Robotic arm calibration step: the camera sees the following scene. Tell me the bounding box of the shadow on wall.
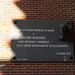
[15,0,51,20]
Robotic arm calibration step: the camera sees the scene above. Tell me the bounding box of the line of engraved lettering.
[37,41,49,43]
[20,29,54,32]
[22,36,46,39]
[32,44,46,47]
[57,52,71,55]
[18,41,35,43]
[32,36,46,39]
[49,45,68,47]
[16,44,68,48]
[22,36,31,39]
[17,44,31,47]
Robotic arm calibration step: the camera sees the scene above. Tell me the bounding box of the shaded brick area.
[0,62,75,75]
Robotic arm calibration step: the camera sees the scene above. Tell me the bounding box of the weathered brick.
[0,0,75,75]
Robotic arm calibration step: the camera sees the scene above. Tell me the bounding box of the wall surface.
[0,0,75,75]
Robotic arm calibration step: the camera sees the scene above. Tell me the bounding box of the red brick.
[0,0,75,75]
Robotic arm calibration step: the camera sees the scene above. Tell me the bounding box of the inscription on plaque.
[11,20,74,61]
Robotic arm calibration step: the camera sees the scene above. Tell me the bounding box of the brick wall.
[0,0,75,75]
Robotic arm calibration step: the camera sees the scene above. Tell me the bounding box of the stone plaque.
[11,20,74,61]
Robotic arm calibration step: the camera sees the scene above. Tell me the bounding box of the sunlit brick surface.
[0,0,25,60]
